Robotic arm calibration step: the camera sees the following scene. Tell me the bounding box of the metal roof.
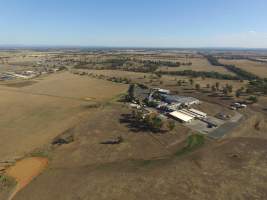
[189,108,207,117]
[169,111,194,122]
[162,95,199,105]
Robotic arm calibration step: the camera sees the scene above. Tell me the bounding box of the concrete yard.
[185,117,225,134]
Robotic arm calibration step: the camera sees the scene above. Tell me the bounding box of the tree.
[222,87,229,96]
[215,82,220,90]
[195,83,200,91]
[144,113,163,131]
[211,85,217,92]
[247,96,258,104]
[126,84,135,102]
[235,90,241,98]
[189,79,194,86]
[226,84,233,94]
[132,109,143,122]
[156,73,162,78]
[151,116,163,130]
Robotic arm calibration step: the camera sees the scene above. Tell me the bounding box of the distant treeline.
[221,56,267,64]
[74,57,192,73]
[156,70,240,80]
[247,58,267,64]
[75,57,192,72]
[204,55,259,80]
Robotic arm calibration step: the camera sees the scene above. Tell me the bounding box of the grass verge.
[0,175,16,189]
[29,149,51,159]
[175,134,205,157]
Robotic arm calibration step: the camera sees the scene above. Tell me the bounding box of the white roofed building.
[169,111,194,123]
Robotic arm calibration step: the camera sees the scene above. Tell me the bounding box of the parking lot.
[185,116,225,134]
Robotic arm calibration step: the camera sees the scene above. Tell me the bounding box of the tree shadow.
[119,113,166,134]
[201,90,211,94]
[183,88,194,91]
[183,91,193,94]
[220,96,234,100]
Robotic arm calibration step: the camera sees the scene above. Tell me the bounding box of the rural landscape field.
[1,0,267,199]
[0,48,266,200]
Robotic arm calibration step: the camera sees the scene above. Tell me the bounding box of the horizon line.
[1,44,267,50]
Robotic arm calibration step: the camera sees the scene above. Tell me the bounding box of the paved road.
[208,111,244,139]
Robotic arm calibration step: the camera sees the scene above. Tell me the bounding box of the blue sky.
[0,0,267,47]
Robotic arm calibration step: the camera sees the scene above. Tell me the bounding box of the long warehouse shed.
[169,111,194,123]
[189,108,207,118]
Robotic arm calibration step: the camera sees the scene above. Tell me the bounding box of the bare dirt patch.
[6,157,48,200]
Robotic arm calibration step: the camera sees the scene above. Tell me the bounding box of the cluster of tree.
[144,112,164,131]
[136,83,149,89]
[195,83,201,91]
[222,84,233,96]
[177,79,189,86]
[107,76,131,84]
[247,58,267,64]
[248,79,267,94]
[140,59,182,67]
[57,66,68,71]
[204,55,259,80]
[74,57,188,73]
[247,96,258,103]
[211,82,221,92]
[83,72,132,85]
[125,84,135,102]
[101,58,130,67]
[132,110,175,132]
[222,56,267,64]
[157,70,239,80]
[235,87,245,98]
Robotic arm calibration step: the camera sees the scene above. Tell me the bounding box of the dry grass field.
[158,57,235,75]
[0,72,127,161]
[0,50,267,200]
[219,59,267,78]
[12,119,267,200]
[87,69,246,92]
[6,90,267,200]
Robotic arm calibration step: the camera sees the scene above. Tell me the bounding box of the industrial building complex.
[132,86,210,126]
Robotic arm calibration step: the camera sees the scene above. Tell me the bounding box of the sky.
[0,0,267,48]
